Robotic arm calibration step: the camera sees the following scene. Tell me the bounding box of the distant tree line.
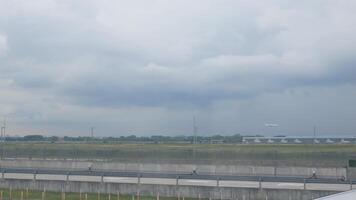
[3,134,243,143]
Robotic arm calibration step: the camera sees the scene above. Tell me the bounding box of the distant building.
[209,139,225,144]
[242,136,356,144]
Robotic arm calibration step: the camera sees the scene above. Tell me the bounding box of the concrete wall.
[0,159,347,178]
[0,179,338,200]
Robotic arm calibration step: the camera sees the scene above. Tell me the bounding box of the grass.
[1,143,356,167]
[0,188,199,200]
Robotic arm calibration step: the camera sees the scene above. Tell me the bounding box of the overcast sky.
[1,0,356,137]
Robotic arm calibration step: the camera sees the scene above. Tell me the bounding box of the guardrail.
[0,167,352,185]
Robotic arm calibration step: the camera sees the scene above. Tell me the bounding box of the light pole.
[192,116,198,160]
[313,125,317,144]
[90,127,95,139]
[193,116,197,145]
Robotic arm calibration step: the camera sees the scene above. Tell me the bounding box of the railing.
[0,167,353,185]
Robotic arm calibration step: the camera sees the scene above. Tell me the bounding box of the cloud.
[0,0,356,135]
[1,0,356,106]
[0,34,8,56]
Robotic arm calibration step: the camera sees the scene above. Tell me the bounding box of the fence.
[0,188,205,200]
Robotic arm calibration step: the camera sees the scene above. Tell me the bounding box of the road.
[0,167,354,192]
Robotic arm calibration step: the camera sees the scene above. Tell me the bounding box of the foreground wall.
[0,159,347,179]
[0,179,337,200]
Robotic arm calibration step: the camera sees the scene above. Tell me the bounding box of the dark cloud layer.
[0,0,356,136]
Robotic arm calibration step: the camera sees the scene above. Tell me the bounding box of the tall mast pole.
[193,116,197,145]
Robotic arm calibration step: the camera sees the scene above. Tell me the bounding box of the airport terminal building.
[242,136,356,144]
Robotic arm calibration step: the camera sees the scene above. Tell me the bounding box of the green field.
[1,143,355,167]
[0,188,198,200]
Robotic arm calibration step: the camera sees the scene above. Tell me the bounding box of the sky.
[0,0,356,137]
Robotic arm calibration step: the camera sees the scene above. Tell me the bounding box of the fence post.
[10,187,12,200]
[350,179,353,190]
[80,190,82,200]
[21,191,24,200]
[259,177,262,190]
[157,192,159,200]
[137,173,141,198]
[85,193,88,200]
[26,188,29,200]
[109,193,111,200]
[117,192,120,200]
[0,190,3,200]
[97,191,100,200]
